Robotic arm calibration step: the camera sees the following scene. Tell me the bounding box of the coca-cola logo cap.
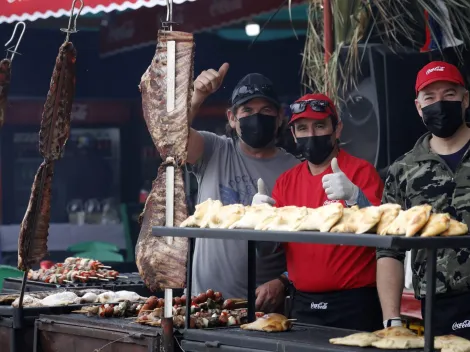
[415,61,465,94]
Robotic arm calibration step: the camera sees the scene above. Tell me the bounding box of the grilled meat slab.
[139,30,194,165]
[136,30,194,291]
[0,59,11,127]
[136,164,188,290]
[18,161,54,271]
[39,42,76,161]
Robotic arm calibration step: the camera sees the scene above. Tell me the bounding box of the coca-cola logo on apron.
[453,320,470,331]
[310,302,328,310]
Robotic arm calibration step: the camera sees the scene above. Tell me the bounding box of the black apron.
[291,287,383,331]
[421,291,470,339]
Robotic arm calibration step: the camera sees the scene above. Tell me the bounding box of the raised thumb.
[331,157,341,173]
[257,178,267,195]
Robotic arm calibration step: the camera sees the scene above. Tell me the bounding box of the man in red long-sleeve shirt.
[253,93,384,331]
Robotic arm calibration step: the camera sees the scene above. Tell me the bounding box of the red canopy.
[0,0,194,24]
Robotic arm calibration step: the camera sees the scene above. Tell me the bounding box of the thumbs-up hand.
[321,157,359,204]
[252,178,276,206]
[192,63,229,105]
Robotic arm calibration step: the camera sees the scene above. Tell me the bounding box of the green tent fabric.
[0,265,23,291]
[68,241,119,253]
[75,250,124,263]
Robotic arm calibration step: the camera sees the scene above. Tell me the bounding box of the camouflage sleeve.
[376,163,406,262]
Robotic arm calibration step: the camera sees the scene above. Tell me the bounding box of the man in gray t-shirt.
[185,63,299,312]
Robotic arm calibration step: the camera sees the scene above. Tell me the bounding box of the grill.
[0,300,92,352]
[35,314,184,352]
[1,273,173,297]
[182,324,424,352]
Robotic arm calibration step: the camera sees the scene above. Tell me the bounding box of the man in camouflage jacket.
[376,61,470,338]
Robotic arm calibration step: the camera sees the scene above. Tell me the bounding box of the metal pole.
[247,240,256,322]
[184,237,194,329]
[161,317,174,351]
[424,248,437,352]
[323,0,333,63]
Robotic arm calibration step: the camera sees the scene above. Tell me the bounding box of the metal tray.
[153,226,470,249]
[182,324,424,352]
[0,304,88,328]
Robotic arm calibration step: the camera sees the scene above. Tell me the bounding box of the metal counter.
[153,226,470,352]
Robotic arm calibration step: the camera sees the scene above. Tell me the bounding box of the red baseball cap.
[415,61,465,94]
[289,93,339,125]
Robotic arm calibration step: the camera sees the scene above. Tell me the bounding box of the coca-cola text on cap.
[415,61,465,94]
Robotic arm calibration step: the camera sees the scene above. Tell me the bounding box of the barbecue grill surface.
[183,324,424,352]
[2,273,174,297]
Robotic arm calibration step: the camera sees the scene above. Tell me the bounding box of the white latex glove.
[383,317,403,328]
[251,178,275,206]
[321,157,359,205]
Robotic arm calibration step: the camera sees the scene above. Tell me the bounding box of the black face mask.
[296,134,335,165]
[238,113,277,149]
[422,100,464,138]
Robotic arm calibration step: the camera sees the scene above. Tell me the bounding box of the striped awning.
[0,0,195,24]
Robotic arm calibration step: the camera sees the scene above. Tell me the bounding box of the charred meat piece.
[18,161,54,271]
[0,59,11,127]
[39,42,76,161]
[139,30,194,165]
[137,31,194,291]
[136,165,188,290]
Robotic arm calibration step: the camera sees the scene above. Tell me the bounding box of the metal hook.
[4,22,26,62]
[162,0,174,31]
[60,0,84,42]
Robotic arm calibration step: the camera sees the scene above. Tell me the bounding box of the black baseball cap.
[230,73,280,108]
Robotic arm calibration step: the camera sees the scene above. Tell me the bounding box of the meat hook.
[163,0,175,31]
[4,21,26,62]
[60,0,85,42]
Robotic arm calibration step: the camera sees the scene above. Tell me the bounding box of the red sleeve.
[271,176,285,208]
[351,163,384,206]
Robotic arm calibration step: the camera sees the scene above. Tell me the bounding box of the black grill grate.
[2,274,184,298]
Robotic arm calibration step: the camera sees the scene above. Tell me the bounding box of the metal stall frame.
[153,226,470,352]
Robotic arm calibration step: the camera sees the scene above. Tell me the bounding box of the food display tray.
[181,324,423,352]
[152,227,470,249]
[34,314,183,352]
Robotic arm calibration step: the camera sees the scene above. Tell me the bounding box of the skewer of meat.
[63,257,111,269]
[0,22,26,128]
[28,268,106,283]
[136,29,194,291]
[62,258,105,270]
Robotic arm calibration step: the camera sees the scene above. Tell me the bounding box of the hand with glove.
[251,178,275,206]
[321,157,359,205]
[383,317,403,328]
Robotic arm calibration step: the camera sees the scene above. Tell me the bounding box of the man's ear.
[227,109,237,128]
[335,120,343,140]
[415,97,424,118]
[463,90,469,110]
